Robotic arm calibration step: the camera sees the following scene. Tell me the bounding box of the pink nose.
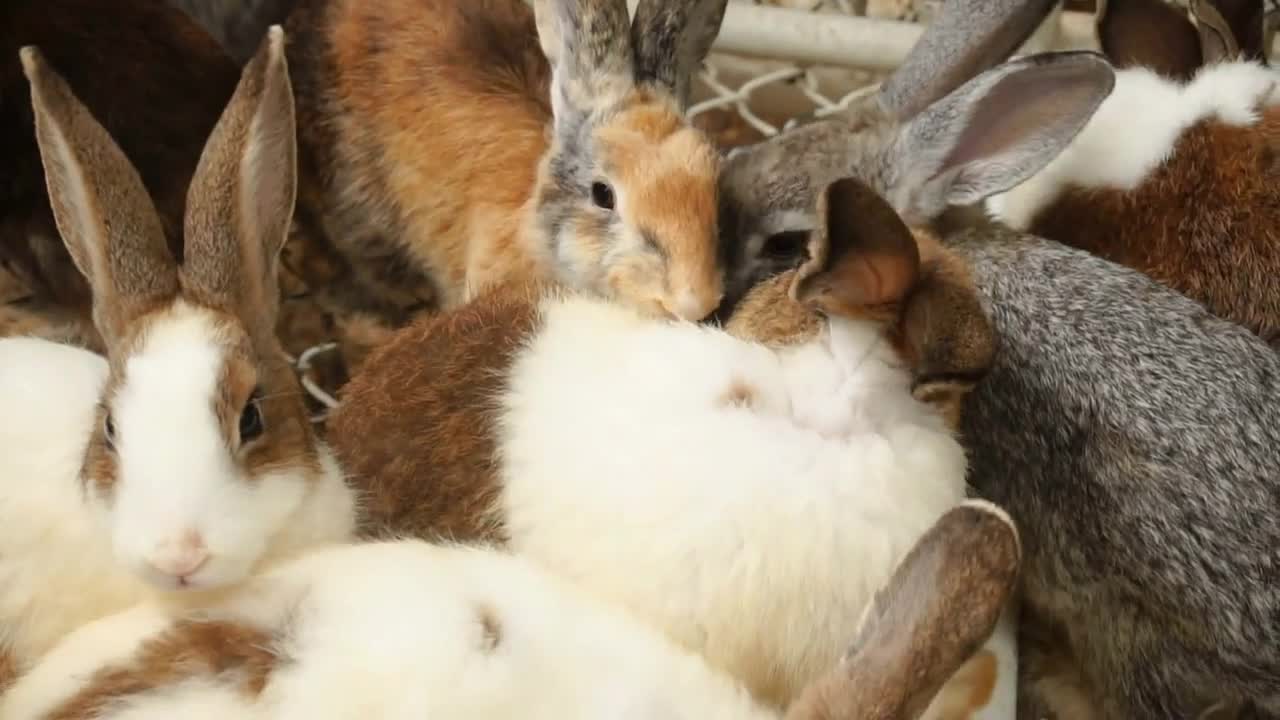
[663,288,722,322]
[148,531,210,579]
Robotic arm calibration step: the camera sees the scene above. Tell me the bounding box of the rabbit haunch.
[0,29,355,677]
[2,502,1021,720]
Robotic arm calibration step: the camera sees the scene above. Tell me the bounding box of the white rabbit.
[0,27,354,679]
[1,501,1021,720]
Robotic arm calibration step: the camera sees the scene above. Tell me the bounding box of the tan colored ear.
[789,177,920,318]
[181,25,296,341]
[21,45,179,347]
[783,500,1021,720]
[1097,0,1203,81]
[1191,0,1266,65]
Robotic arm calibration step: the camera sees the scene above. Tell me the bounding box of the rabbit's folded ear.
[630,0,729,109]
[181,25,296,340]
[884,51,1114,224]
[21,46,180,347]
[1190,0,1267,66]
[790,177,919,317]
[533,0,635,120]
[1096,0,1204,79]
[783,500,1021,720]
[878,0,1059,121]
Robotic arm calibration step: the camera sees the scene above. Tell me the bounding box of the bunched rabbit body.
[949,226,1280,718]
[0,29,355,679]
[986,0,1280,344]
[327,174,1009,714]
[1,502,1022,720]
[0,0,240,347]
[282,0,730,321]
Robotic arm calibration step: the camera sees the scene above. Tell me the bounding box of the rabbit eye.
[239,392,265,444]
[103,413,116,449]
[591,181,615,211]
[762,230,809,262]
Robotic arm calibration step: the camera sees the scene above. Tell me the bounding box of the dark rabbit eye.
[762,230,809,262]
[103,413,116,449]
[591,181,615,211]
[239,392,265,444]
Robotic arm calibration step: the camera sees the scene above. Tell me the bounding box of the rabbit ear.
[533,0,635,120]
[21,46,179,348]
[878,0,1059,121]
[630,0,729,109]
[1191,0,1267,65]
[790,177,919,316]
[883,51,1113,225]
[1096,0,1204,80]
[783,500,1021,720]
[180,25,296,341]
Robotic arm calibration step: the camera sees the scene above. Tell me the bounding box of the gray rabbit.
[716,0,1280,717]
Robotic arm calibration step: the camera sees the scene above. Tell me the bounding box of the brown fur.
[0,0,240,340]
[326,281,547,542]
[43,620,279,720]
[1028,108,1280,342]
[781,503,1021,720]
[1097,0,1268,81]
[284,0,723,320]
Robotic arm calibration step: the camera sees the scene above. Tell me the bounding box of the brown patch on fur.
[327,281,549,543]
[718,379,758,409]
[476,604,503,652]
[0,0,238,321]
[0,647,18,694]
[44,619,279,720]
[1029,109,1280,342]
[926,650,999,719]
[722,270,824,347]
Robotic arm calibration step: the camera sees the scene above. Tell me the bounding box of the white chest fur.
[497,296,970,704]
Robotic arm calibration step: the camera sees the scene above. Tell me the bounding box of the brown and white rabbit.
[0,500,1021,720]
[0,0,242,347]
[0,28,355,680]
[282,0,730,321]
[323,173,1014,716]
[985,0,1280,344]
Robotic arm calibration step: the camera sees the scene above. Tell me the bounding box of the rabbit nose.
[149,531,210,579]
[665,288,722,322]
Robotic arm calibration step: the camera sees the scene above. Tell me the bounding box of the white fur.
[0,303,355,673]
[496,294,970,704]
[987,61,1280,230]
[2,541,779,720]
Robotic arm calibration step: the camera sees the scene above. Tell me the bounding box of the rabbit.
[281,0,730,322]
[0,28,356,681]
[324,166,1019,719]
[165,0,300,63]
[984,0,1280,345]
[709,0,1280,715]
[0,499,1022,720]
[0,0,242,348]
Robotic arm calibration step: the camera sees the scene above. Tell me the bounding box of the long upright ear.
[630,0,729,109]
[884,51,1114,224]
[1097,0,1204,80]
[21,46,179,347]
[790,178,919,317]
[532,0,636,121]
[878,0,1059,121]
[1191,0,1268,65]
[181,25,296,341]
[782,500,1021,720]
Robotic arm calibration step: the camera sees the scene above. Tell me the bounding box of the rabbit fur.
[282,0,730,322]
[986,0,1280,344]
[0,0,240,346]
[0,29,355,679]
[713,0,1280,714]
[0,500,1022,720]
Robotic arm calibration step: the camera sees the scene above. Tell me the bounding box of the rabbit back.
[951,228,1280,717]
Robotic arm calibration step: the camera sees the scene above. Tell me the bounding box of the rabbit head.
[724,176,995,429]
[783,499,1022,720]
[529,0,728,321]
[1096,0,1268,81]
[21,27,350,594]
[716,0,1115,300]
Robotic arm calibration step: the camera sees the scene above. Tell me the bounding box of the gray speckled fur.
[952,225,1280,718]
